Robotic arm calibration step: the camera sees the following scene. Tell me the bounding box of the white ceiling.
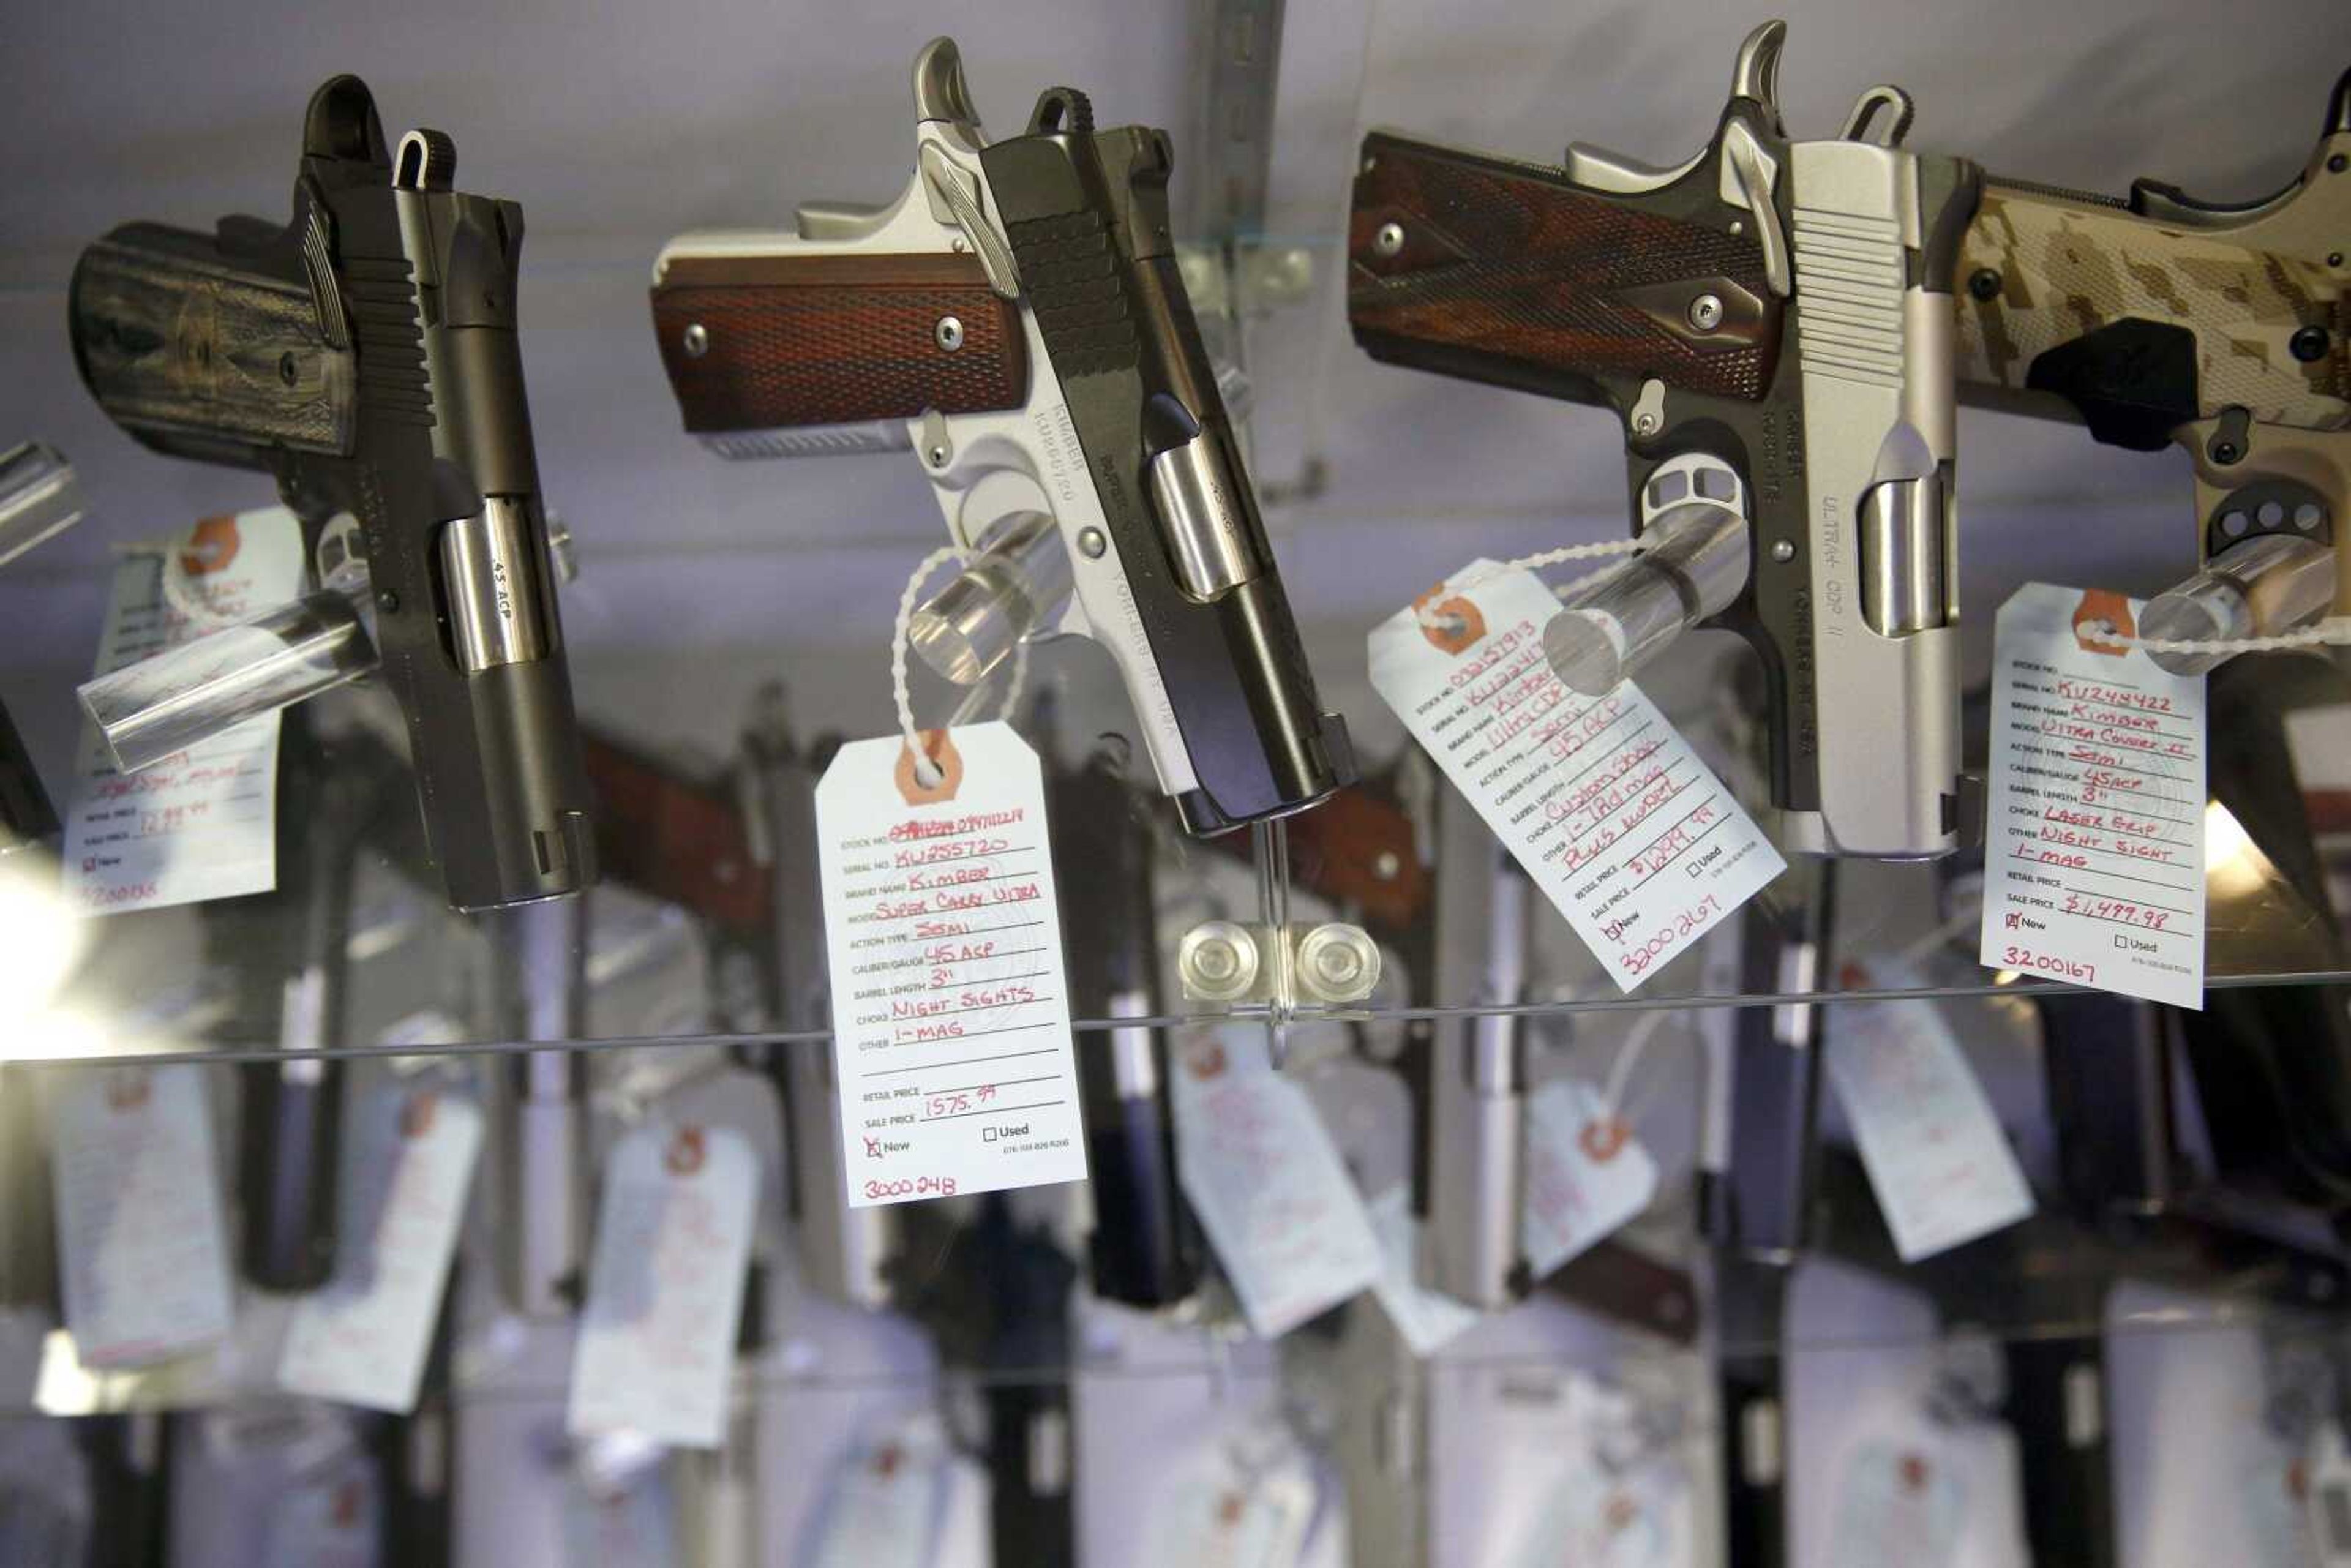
[2,0,2346,758]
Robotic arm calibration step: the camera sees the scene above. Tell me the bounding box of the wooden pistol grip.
[1349,132,1782,405]
[650,252,1027,433]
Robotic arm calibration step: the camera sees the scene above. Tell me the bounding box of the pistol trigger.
[1838,85,1914,148]
[919,143,1021,300]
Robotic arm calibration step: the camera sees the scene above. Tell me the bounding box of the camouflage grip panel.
[649,253,1027,433]
[70,222,354,460]
[1957,186,2350,434]
[1349,131,1783,405]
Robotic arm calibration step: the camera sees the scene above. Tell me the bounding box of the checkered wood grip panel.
[651,252,1027,433]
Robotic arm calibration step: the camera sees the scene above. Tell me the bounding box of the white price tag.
[279,1077,481,1412]
[805,1414,952,1568]
[62,508,304,915]
[1148,1452,1318,1568]
[1520,1080,1659,1278]
[1828,1438,1966,1568]
[1510,1466,1681,1568]
[568,1121,758,1450]
[1368,1185,1480,1357]
[1171,1029,1382,1338]
[260,1455,381,1568]
[814,723,1087,1206]
[1370,564,1782,989]
[1825,967,2032,1262]
[1978,583,2207,1008]
[49,1063,233,1367]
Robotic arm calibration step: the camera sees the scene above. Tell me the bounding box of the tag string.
[1599,1008,1668,1120]
[1412,538,1645,629]
[2080,614,2351,657]
[890,546,1029,787]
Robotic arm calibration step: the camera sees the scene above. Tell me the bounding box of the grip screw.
[277,352,299,386]
[935,315,965,353]
[2290,325,2330,362]
[682,323,709,358]
[1967,268,2003,302]
[2331,154,2349,174]
[377,590,400,613]
[1632,411,1661,436]
[1077,527,1108,559]
[2330,252,2346,268]
[1771,540,1796,563]
[1687,294,1724,331]
[1373,221,1405,258]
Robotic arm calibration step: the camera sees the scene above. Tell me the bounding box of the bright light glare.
[0,860,88,1045]
[2204,800,2268,900]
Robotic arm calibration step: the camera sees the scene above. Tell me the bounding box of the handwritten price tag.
[1370,564,1782,989]
[814,722,1087,1207]
[1171,1027,1383,1338]
[1827,1439,1966,1568]
[61,508,304,915]
[279,1075,481,1413]
[1520,1080,1659,1278]
[49,1063,233,1367]
[568,1121,758,1450]
[1977,583,2207,1008]
[1825,968,2032,1262]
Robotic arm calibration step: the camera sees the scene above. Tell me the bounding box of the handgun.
[0,441,85,853]
[1044,724,1204,1309]
[209,711,399,1292]
[1700,860,1834,1568]
[69,76,593,910]
[580,693,902,1312]
[649,36,1354,837]
[1954,67,2351,671]
[1348,20,1978,858]
[476,895,588,1319]
[888,1194,1079,1568]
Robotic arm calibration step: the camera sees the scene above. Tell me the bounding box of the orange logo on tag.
[895,730,964,805]
[2072,589,2135,657]
[1412,582,1485,655]
[665,1125,707,1176]
[1899,1452,1930,1492]
[1185,1043,1229,1081]
[178,516,241,578]
[1218,1491,1247,1527]
[1603,1491,1637,1532]
[103,1069,151,1114]
[1579,1118,1629,1163]
[331,1477,364,1529]
[873,1442,903,1479]
[400,1090,438,1139]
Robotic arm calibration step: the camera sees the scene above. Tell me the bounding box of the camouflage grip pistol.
[650,37,1354,836]
[1348,20,1981,859]
[69,77,594,910]
[1955,67,2351,672]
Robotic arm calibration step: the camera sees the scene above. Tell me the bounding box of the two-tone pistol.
[70,77,594,910]
[650,37,1354,836]
[1955,65,2351,672]
[1348,20,1979,858]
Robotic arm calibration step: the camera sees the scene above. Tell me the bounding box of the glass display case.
[2,0,2349,1564]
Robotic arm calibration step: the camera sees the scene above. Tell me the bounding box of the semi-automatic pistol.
[1955,66,2351,672]
[69,77,594,910]
[650,36,1354,836]
[1348,20,1979,858]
